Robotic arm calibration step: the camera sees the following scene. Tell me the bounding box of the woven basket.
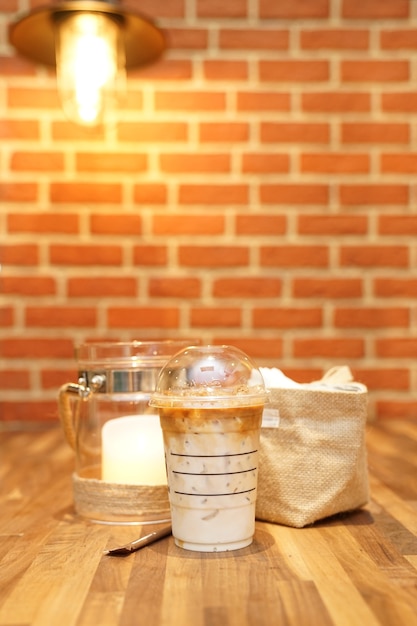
[256,367,369,528]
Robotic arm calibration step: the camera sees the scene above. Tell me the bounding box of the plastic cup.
[149,345,267,552]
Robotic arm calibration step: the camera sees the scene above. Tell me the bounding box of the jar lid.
[75,340,195,394]
[75,340,193,370]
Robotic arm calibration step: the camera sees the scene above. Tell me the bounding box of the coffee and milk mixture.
[159,405,263,551]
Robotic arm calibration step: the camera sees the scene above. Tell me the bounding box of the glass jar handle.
[58,383,84,450]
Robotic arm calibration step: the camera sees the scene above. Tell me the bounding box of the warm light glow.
[102,415,167,486]
[55,12,126,126]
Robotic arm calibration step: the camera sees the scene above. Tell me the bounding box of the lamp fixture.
[9,0,165,126]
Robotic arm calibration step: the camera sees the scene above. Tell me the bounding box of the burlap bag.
[256,367,369,528]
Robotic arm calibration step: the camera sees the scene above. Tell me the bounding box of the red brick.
[0,401,59,422]
[301,153,369,173]
[237,92,291,112]
[25,307,97,327]
[0,1,19,12]
[49,244,123,266]
[1,276,56,296]
[10,152,64,171]
[334,307,409,328]
[382,92,417,112]
[376,400,417,420]
[131,60,192,80]
[118,122,188,142]
[341,122,409,144]
[159,153,231,173]
[7,213,79,234]
[219,29,289,50]
[341,60,409,82]
[260,60,329,82]
[260,184,329,205]
[0,119,39,139]
[376,338,417,358]
[379,215,417,235]
[76,153,147,172]
[0,370,30,390]
[213,278,281,298]
[190,308,241,327]
[373,278,417,298]
[133,246,168,266]
[178,184,248,205]
[340,245,408,268]
[41,369,78,389]
[90,214,142,236]
[0,338,74,359]
[107,307,179,328]
[293,338,364,358]
[148,278,201,298]
[339,184,408,205]
[293,278,363,299]
[50,183,122,204]
[298,214,368,235]
[179,246,249,267]
[261,122,329,143]
[0,184,37,202]
[8,87,59,109]
[52,122,104,141]
[124,0,184,17]
[0,244,38,265]
[352,368,409,391]
[153,214,225,235]
[301,29,369,49]
[0,307,14,326]
[197,0,247,18]
[133,184,167,205]
[241,153,289,173]
[166,28,209,50]
[381,153,417,173]
[282,368,323,384]
[213,337,283,359]
[260,0,329,18]
[260,245,329,267]
[199,123,249,143]
[203,60,248,80]
[235,215,287,236]
[154,91,226,111]
[302,92,370,112]
[380,29,417,49]
[342,0,409,18]
[67,277,137,298]
[253,308,322,328]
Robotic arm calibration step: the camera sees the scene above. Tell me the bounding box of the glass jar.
[58,340,194,524]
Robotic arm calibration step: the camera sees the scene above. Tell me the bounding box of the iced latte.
[150,345,267,552]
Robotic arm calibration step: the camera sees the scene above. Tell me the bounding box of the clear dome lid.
[149,345,267,408]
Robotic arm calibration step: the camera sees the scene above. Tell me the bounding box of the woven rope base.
[72,473,171,525]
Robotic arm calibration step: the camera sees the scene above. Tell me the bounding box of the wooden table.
[1,420,417,626]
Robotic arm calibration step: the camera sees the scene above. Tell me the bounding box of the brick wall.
[1,0,417,422]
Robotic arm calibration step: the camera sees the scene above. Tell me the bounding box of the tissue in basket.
[255,366,369,528]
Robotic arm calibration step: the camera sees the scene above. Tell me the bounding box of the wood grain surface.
[0,420,416,626]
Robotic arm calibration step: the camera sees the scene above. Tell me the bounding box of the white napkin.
[260,366,365,393]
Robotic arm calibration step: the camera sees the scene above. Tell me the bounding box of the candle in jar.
[101,415,167,485]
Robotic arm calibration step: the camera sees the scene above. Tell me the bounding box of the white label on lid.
[261,408,280,429]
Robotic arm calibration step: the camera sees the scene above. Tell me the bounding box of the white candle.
[101,415,167,485]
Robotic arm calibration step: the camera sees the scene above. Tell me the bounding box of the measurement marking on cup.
[170,450,258,458]
[174,487,256,497]
[173,468,257,476]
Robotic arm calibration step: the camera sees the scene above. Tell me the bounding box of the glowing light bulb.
[55,12,126,126]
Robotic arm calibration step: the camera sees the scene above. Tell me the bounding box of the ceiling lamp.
[9,0,165,126]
